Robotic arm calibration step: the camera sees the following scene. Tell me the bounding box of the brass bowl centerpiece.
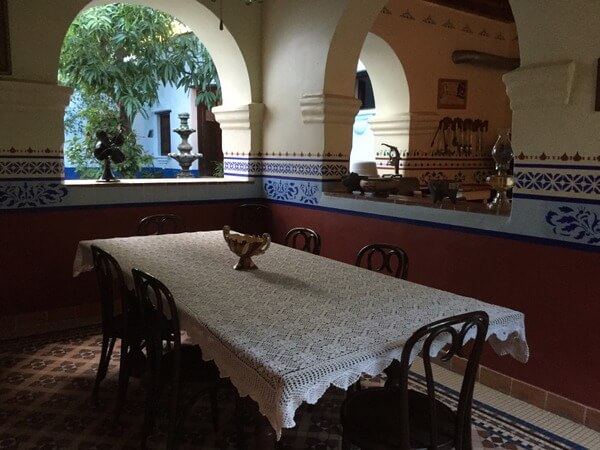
[223,225,271,270]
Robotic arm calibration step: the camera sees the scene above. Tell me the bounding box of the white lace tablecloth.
[73,230,529,438]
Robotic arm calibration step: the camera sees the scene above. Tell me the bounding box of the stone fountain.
[168,113,203,178]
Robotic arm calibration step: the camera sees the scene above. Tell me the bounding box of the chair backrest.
[355,243,409,279]
[132,268,181,384]
[396,311,489,450]
[91,245,130,334]
[137,214,186,236]
[232,203,272,236]
[285,227,321,255]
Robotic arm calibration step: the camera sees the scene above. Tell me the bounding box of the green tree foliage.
[64,92,153,179]
[59,4,221,178]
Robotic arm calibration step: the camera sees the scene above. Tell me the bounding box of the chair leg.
[341,431,353,450]
[142,377,162,449]
[93,335,116,397]
[235,395,247,450]
[167,382,181,450]
[210,388,219,431]
[115,338,130,419]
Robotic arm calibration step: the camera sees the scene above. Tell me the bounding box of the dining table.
[73,229,529,446]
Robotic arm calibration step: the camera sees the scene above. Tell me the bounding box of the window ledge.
[63,176,253,187]
[322,191,510,216]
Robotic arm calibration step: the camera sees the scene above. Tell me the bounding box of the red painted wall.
[2,200,598,410]
[0,202,242,315]
[267,202,600,410]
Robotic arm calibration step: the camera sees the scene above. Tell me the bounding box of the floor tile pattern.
[0,327,590,449]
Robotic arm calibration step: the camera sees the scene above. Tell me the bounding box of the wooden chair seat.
[159,344,220,385]
[133,269,222,449]
[354,243,410,391]
[341,311,489,450]
[357,372,388,389]
[342,388,456,449]
[91,246,145,416]
[109,311,142,339]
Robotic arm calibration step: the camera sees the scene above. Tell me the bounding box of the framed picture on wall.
[437,78,467,109]
[0,0,11,75]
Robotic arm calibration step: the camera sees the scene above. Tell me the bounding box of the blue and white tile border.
[0,147,64,180]
[514,161,600,202]
[0,148,69,208]
[2,147,597,249]
[224,156,349,181]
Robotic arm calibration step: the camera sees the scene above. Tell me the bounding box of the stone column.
[213,103,265,177]
[0,80,72,209]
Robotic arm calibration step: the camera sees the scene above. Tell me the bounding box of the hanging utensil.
[430,119,443,153]
[464,119,473,156]
[481,120,489,154]
[442,117,453,155]
[473,119,481,155]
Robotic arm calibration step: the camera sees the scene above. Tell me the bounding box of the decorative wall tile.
[380,5,513,42]
[0,148,63,157]
[515,171,600,196]
[515,152,598,163]
[420,171,467,184]
[263,179,320,205]
[264,179,299,201]
[0,160,63,179]
[514,157,600,202]
[399,10,415,20]
[0,148,64,180]
[422,15,436,25]
[545,206,600,244]
[514,155,600,201]
[299,183,319,205]
[374,155,494,186]
[0,182,68,208]
[224,157,349,180]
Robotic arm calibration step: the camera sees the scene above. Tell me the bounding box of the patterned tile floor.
[0,326,597,449]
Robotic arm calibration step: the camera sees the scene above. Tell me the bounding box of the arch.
[323,3,412,167]
[359,33,410,117]
[71,0,253,107]
[351,32,412,167]
[323,0,387,97]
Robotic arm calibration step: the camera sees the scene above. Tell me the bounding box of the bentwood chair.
[91,246,144,415]
[132,268,221,450]
[354,244,410,390]
[285,227,321,255]
[137,214,186,235]
[232,203,271,236]
[355,243,409,280]
[341,311,489,450]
